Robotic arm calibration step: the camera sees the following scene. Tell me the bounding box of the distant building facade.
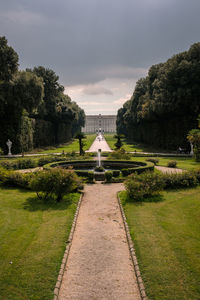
[82,114,116,133]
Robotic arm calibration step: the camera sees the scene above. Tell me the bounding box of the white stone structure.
[82,114,116,133]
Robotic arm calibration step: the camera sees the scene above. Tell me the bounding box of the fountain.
[97,149,101,167]
[94,149,105,178]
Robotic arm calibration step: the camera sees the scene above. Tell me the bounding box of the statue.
[6,139,12,156]
[190,142,194,155]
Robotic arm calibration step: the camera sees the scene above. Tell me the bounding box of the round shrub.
[167,160,177,168]
[29,168,81,202]
[105,171,113,182]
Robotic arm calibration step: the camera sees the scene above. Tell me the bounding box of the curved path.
[87,134,112,152]
[155,166,183,173]
[58,183,141,300]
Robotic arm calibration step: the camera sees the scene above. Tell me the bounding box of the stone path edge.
[117,193,148,300]
[53,192,84,300]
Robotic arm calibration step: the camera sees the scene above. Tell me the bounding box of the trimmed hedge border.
[117,193,148,299]
[43,160,154,181]
[53,193,83,300]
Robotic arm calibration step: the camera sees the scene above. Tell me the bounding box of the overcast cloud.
[1,0,200,114]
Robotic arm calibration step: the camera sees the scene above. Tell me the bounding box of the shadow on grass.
[23,194,74,211]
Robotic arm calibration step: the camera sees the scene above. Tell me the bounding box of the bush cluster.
[29,168,81,202]
[105,171,113,182]
[124,169,200,202]
[162,171,198,189]
[125,171,164,201]
[167,160,177,168]
[0,167,33,188]
[108,148,132,160]
[0,158,37,170]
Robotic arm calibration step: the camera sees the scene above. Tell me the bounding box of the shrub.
[167,160,177,168]
[162,171,198,189]
[125,171,164,201]
[112,170,120,177]
[108,148,131,160]
[0,147,3,155]
[38,156,55,166]
[88,171,94,183]
[0,167,9,184]
[29,168,81,202]
[0,158,36,170]
[0,167,33,188]
[17,158,36,169]
[0,160,16,170]
[94,166,104,172]
[5,172,33,188]
[146,158,159,165]
[193,169,200,183]
[105,171,113,183]
[121,168,129,176]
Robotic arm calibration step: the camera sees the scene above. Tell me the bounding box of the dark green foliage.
[117,42,200,150]
[75,132,86,155]
[29,168,81,202]
[0,36,18,81]
[125,171,164,201]
[94,166,104,172]
[0,37,85,153]
[87,171,95,183]
[112,170,120,177]
[105,171,113,182]
[114,134,123,149]
[121,168,129,176]
[167,160,177,168]
[146,158,159,165]
[121,163,154,177]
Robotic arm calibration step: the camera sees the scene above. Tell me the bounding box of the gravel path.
[58,183,141,300]
[87,134,112,152]
[155,166,183,173]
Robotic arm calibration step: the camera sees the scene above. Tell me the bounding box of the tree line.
[117,42,200,150]
[0,36,85,154]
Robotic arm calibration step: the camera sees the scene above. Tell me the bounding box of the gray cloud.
[1,0,200,87]
[82,86,113,96]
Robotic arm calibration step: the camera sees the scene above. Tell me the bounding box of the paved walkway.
[155,166,183,173]
[58,183,141,300]
[87,134,112,152]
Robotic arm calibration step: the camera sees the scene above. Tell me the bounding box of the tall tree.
[0,36,18,81]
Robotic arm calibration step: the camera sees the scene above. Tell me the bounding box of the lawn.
[104,134,174,153]
[0,187,80,300]
[120,187,200,300]
[27,134,96,154]
[129,156,200,171]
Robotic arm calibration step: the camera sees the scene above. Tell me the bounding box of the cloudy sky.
[1,0,200,115]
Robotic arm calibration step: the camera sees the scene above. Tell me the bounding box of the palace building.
[82,114,117,133]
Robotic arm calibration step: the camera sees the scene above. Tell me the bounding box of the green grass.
[120,187,200,300]
[104,134,173,153]
[0,187,80,300]
[128,156,200,171]
[27,134,96,154]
